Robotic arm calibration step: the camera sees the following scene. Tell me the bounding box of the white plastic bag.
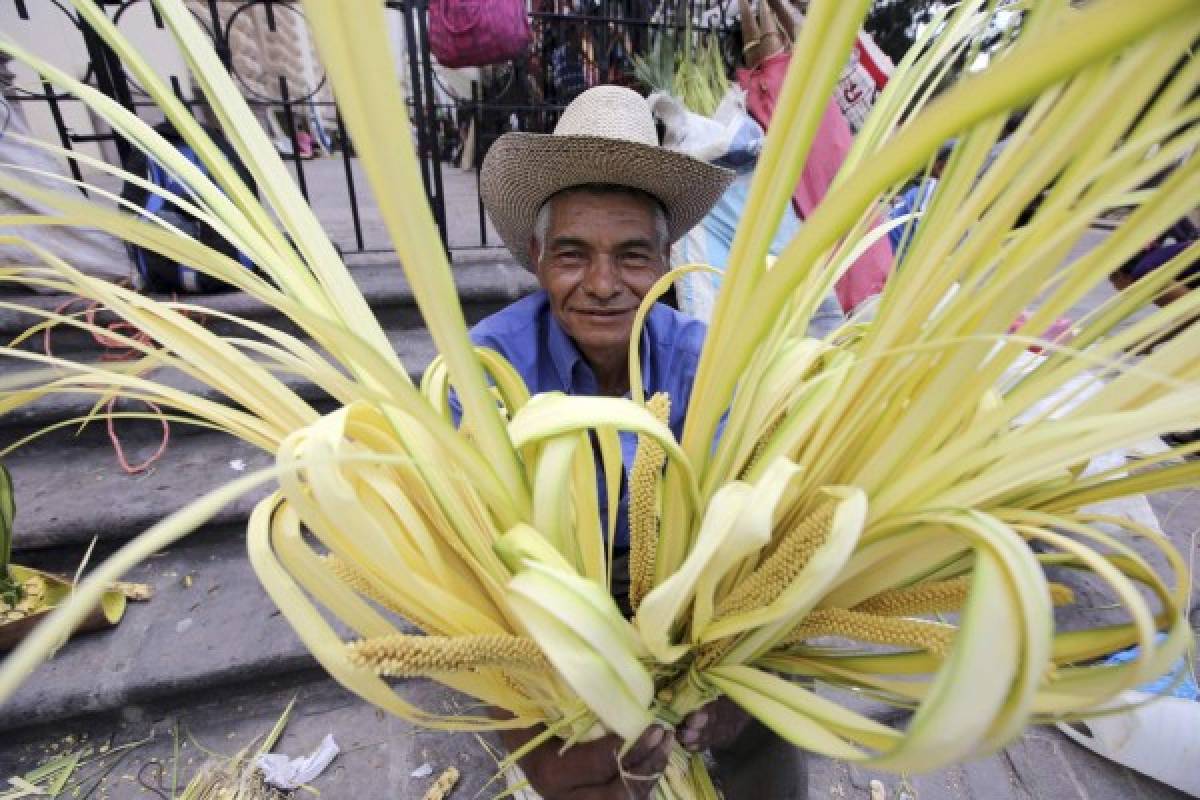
[648,87,761,166]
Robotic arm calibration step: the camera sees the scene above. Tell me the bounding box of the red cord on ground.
[43,292,188,475]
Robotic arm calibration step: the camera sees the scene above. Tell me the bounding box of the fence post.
[277,75,310,202]
[336,105,366,252]
[472,80,487,247]
[206,0,234,70]
[77,6,136,167]
[401,3,437,210]
[414,0,449,255]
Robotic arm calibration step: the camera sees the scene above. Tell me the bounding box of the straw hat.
[481,85,735,271]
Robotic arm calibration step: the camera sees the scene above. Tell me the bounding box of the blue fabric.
[457,290,707,548]
[136,145,255,291]
[1101,634,1200,700]
[887,179,937,260]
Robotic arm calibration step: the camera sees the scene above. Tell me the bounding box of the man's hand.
[678,696,751,754]
[499,723,673,800]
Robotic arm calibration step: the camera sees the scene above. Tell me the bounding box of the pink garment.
[737,51,894,312]
[296,130,314,158]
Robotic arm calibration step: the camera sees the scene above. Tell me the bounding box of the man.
[473,86,806,799]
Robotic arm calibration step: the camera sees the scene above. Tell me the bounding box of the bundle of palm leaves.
[0,1,1197,797]
[633,15,730,117]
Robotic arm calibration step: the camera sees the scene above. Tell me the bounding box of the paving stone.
[0,324,438,440]
[809,724,1194,800]
[0,258,536,357]
[1047,727,1192,800]
[0,523,323,731]
[4,331,434,552]
[958,752,1029,800]
[807,755,857,798]
[6,427,269,552]
[0,671,502,800]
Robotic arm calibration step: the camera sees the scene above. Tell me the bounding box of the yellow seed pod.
[629,392,671,611]
[346,633,549,677]
[422,766,460,800]
[782,608,956,657]
[740,415,783,479]
[855,578,1075,616]
[325,554,441,634]
[716,502,835,618]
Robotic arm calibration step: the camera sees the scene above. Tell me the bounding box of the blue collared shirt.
[462,290,707,548]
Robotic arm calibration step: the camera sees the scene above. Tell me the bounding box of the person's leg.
[710,717,807,800]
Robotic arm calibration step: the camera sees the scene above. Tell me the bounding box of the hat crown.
[552,85,658,146]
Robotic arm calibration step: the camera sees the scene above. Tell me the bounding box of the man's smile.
[570,307,636,318]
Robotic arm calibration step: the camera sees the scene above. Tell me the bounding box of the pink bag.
[428,0,532,69]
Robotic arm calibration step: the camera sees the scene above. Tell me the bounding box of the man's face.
[531,190,668,366]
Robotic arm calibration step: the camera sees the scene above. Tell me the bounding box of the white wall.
[2,2,191,166]
[3,2,448,168]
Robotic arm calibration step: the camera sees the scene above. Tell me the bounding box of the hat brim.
[480,133,735,271]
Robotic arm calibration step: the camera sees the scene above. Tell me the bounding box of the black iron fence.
[2,0,738,257]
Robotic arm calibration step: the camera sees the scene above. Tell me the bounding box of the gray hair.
[533,184,669,253]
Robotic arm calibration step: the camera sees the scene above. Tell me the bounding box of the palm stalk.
[0,0,1197,796]
[0,465,20,607]
[0,461,126,643]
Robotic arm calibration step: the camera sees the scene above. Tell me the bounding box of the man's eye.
[556,250,585,262]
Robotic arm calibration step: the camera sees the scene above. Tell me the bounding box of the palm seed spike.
[325,554,442,635]
[740,415,784,479]
[780,608,957,657]
[694,638,735,672]
[853,577,1075,616]
[346,633,550,677]
[715,501,836,618]
[629,392,671,610]
[421,767,460,800]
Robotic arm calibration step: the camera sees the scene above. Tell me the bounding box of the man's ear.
[529,237,547,285]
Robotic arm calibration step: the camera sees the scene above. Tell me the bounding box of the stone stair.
[0,256,536,797]
[0,251,1194,799]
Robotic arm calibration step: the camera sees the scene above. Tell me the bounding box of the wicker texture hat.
[480,85,735,270]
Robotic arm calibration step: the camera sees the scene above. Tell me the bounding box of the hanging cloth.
[737,51,894,312]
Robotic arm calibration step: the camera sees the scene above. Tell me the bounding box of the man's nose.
[582,255,620,300]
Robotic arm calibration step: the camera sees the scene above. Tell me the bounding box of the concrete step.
[0,258,536,358]
[0,522,354,733]
[0,323,440,441]
[0,668,500,799]
[3,667,1187,800]
[8,424,269,552]
[809,725,1192,799]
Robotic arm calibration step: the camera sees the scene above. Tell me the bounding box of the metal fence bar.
[400,1,436,206]
[335,105,366,252]
[472,80,487,248]
[277,74,309,203]
[39,80,86,195]
[206,0,233,69]
[414,0,449,253]
[78,6,137,168]
[7,0,739,257]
